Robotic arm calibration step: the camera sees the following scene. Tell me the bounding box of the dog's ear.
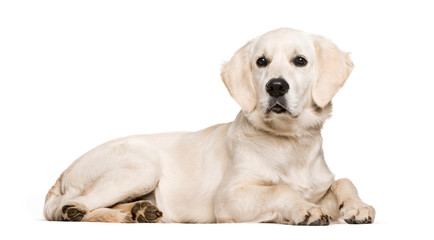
[312,36,354,108]
[221,42,257,113]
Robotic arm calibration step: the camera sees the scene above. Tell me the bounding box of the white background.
[1,0,433,239]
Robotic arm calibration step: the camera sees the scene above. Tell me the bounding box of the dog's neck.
[239,102,332,139]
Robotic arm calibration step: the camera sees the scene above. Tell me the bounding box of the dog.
[44,28,375,225]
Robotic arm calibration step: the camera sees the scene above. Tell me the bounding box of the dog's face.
[222,28,353,133]
[250,29,316,117]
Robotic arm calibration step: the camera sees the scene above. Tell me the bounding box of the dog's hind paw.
[131,201,163,223]
[61,204,87,221]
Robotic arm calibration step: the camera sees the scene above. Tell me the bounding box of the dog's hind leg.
[81,208,128,223]
[77,200,162,223]
[44,137,163,222]
[59,168,160,222]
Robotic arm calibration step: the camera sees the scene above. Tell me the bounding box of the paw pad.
[131,201,162,223]
[61,205,86,221]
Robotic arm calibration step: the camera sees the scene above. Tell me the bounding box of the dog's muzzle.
[266,78,289,114]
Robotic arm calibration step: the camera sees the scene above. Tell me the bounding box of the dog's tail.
[43,173,64,220]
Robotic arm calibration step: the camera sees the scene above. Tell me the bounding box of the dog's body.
[44,28,375,225]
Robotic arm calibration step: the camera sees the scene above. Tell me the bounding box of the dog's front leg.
[215,183,330,225]
[319,178,375,224]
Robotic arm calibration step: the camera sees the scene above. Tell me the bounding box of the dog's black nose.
[266,78,289,97]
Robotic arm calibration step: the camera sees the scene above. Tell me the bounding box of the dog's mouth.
[269,104,287,114]
[266,97,289,114]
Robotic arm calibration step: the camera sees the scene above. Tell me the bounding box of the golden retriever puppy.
[44,28,375,225]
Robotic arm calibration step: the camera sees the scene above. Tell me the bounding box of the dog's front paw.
[340,199,375,224]
[293,203,330,226]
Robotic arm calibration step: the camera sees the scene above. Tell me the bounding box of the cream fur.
[44,28,375,225]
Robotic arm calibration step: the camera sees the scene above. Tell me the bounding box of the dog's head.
[221,28,353,135]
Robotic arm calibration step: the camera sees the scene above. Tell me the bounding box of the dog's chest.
[279,161,334,203]
[253,137,334,203]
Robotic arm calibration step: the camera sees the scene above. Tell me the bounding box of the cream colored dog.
[44,28,375,225]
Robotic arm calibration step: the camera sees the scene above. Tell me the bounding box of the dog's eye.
[256,57,269,67]
[293,56,308,67]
